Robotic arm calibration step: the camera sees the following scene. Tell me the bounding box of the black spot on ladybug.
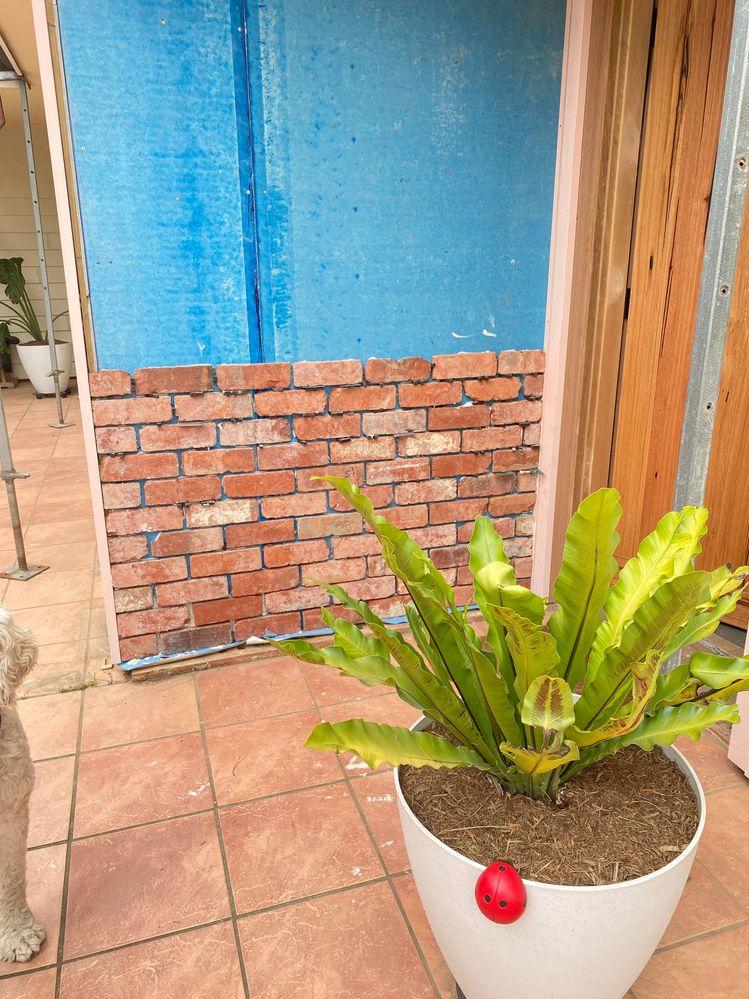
[484,894,491,903]
[498,865,506,871]
[499,900,508,908]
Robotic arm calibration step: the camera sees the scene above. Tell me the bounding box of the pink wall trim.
[31,0,122,664]
[727,635,749,777]
[532,0,593,595]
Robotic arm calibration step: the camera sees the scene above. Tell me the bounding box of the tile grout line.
[53,688,85,999]
[691,857,749,918]
[299,666,443,999]
[193,673,252,999]
[653,915,749,956]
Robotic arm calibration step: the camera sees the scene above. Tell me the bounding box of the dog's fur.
[0,607,45,962]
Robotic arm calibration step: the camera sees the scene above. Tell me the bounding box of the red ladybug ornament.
[475,861,527,924]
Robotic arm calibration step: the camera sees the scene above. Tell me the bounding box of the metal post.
[674,0,749,509]
[18,78,72,430]
[0,389,47,580]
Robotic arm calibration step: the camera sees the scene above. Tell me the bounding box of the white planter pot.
[395,720,705,999]
[16,342,73,395]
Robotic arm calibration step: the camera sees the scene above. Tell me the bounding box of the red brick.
[362,409,426,436]
[264,539,329,568]
[101,482,141,510]
[265,586,328,613]
[174,393,252,421]
[367,596,405,620]
[491,400,543,425]
[399,382,462,408]
[430,545,469,569]
[366,554,390,577]
[492,447,540,472]
[386,504,428,529]
[95,426,138,454]
[432,453,491,477]
[458,473,516,498]
[505,537,533,558]
[225,520,295,548]
[453,584,474,607]
[114,587,153,613]
[182,448,254,475]
[190,548,262,577]
[302,558,366,585]
[151,527,224,557]
[261,492,328,519]
[428,498,489,524]
[219,419,290,446]
[517,470,539,492]
[186,499,258,528]
[524,423,541,445]
[145,477,221,506]
[366,458,430,484]
[395,479,456,505]
[194,595,264,627]
[294,413,360,440]
[364,357,431,382]
[458,518,514,542]
[462,426,522,452]
[329,385,395,413]
[119,635,158,660]
[254,389,327,416]
[344,576,397,601]
[515,513,534,536]
[296,464,364,491]
[108,535,148,563]
[107,506,183,536]
[140,423,216,452]
[332,534,382,558]
[428,404,490,431]
[331,484,391,512]
[432,352,497,380]
[293,359,362,387]
[235,612,301,641]
[257,441,329,469]
[111,557,187,587]
[160,623,233,655]
[156,577,228,607]
[464,377,520,402]
[134,365,213,395]
[497,349,545,374]
[92,397,173,426]
[409,524,458,548]
[89,370,131,397]
[297,512,362,539]
[216,362,290,391]
[330,437,395,463]
[524,374,544,398]
[488,493,536,515]
[231,565,299,596]
[456,565,473,586]
[224,470,295,498]
[514,556,533,577]
[398,431,460,457]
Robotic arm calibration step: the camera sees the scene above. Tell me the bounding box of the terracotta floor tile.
[28,756,75,848]
[301,659,390,706]
[75,732,212,837]
[659,860,747,947]
[21,661,86,699]
[80,675,199,751]
[634,923,749,998]
[350,770,410,874]
[84,606,107,638]
[675,732,745,792]
[4,570,94,610]
[322,693,423,774]
[207,709,342,805]
[64,812,230,958]
[221,783,382,912]
[59,921,245,999]
[17,691,81,760]
[239,882,434,999]
[12,602,93,647]
[197,657,314,728]
[24,520,95,547]
[0,844,66,977]
[695,785,749,907]
[0,968,56,998]
[393,875,454,998]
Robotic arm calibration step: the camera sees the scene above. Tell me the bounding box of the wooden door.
[610,0,734,557]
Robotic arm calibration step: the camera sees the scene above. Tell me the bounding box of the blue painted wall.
[57,0,259,371]
[248,0,566,362]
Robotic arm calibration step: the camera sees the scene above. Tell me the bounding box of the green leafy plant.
[0,257,67,351]
[272,478,749,800]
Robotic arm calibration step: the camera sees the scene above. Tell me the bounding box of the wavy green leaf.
[662,573,749,658]
[670,507,710,575]
[648,664,699,714]
[490,605,560,702]
[321,609,388,661]
[521,676,574,735]
[469,515,511,574]
[570,651,659,747]
[500,739,579,775]
[688,652,749,696]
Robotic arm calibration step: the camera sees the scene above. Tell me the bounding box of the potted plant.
[274,479,749,999]
[0,257,72,396]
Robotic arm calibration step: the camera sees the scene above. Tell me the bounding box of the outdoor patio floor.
[1,648,747,998]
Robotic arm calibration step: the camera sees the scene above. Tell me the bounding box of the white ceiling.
[0,1,47,127]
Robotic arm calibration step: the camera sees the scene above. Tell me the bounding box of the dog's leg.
[0,799,46,963]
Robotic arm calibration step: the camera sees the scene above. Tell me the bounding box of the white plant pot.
[395,719,705,999]
[16,341,73,395]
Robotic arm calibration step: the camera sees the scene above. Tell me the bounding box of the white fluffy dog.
[0,607,45,962]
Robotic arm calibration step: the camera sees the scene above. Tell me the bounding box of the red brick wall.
[89,350,544,662]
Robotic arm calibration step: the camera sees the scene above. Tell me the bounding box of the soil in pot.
[399,743,699,886]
